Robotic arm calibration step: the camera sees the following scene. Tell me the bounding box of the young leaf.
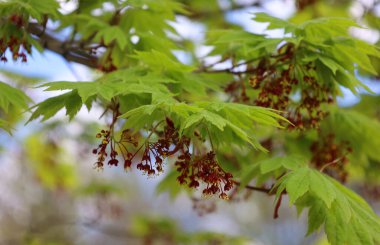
[0,81,31,113]
[0,118,12,134]
[323,109,380,162]
[277,167,380,245]
[40,68,176,103]
[131,50,194,73]
[253,13,297,34]
[238,155,306,190]
[27,91,83,123]
[120,100,287,150]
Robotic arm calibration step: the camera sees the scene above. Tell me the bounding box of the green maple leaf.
[27,91,83,123]
[276,167,380,245]
[0,81,31,113]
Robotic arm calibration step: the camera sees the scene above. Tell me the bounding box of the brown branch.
[273,192,283,219]
[1,1,270,70]
[129,121,164,160]
[233,180,273,194]
[26,22,99,68]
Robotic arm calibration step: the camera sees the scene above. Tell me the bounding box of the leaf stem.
[273,192,283,219]
[233,181,273,194]
[206,126,215,151]
[319,155,346,173]
[130,120,164,160]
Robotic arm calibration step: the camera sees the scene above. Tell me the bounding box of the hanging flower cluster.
[252,43,334,129]
[310,133,352,182]
[92,114,234,199]
[175,151,233,200]
[135,118,183,176]
[224,42,334,130]
[0,15,31,63]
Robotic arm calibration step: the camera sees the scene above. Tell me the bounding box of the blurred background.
[1,0,380,244]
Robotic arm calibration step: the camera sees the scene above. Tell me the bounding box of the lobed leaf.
[253,13,297,34]
[27,91,83,123]
[238,155,306,190]
[0,81,31,113]
[276,167,380,245]
[120,100,287,150]
[323,109,380,162]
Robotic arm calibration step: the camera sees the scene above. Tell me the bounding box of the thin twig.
[233,181,273,194]
[206,126,215,151]
[130,121,164,159]
[319,156,345,173]
[196,54,286,75]
[25,23,98,68]
[273,192,283,219]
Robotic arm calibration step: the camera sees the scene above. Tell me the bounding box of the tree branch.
[1,1,269,70]
[19,1,265,70]
[26,22,99,68]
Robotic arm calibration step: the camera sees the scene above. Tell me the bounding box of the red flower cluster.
[9,14,25,27]
[224,42,335,130]
[136,141,168,176]
[0,15,32,63]
[92,115,234,200]
[251,43,334,129]
[310,133,352,182]
[253,67,296,111]
[93,129,117,169]
[175,151,233,200]
[0,36,30,63]
[93,128,139,170]
[135,118,184,176]
[286,75,333,129]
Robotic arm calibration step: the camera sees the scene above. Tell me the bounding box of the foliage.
[276,167,380,245]
[1,0,380,244]
[0,80,31,132]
